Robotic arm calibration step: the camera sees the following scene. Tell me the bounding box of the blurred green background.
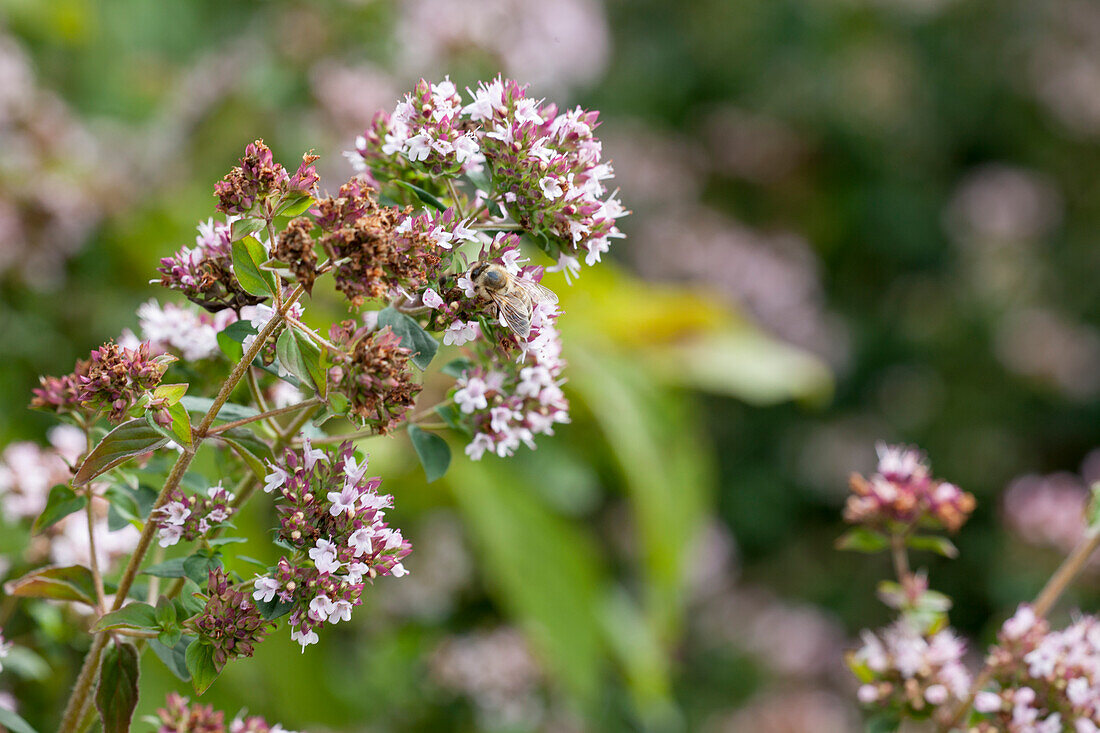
[3,0,1100,730]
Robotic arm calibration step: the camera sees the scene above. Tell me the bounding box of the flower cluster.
[447,251,569,459]
[33,341,171,423]
[850,619,972,715]
[155,692,300,733]
[253,441,410,650]
[152,484,236,548]
[350,76,627,277]
[971,605,1100,731]
[193,569,272,673]
[272,217,318,294]
[844,442,976,532]
[157,217,265,312]
[355,77,482,178]
[120,299,237,361]
[214,139,318,217]
[327,320,422,431]
[314,177,443,306]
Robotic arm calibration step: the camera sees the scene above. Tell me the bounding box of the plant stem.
[446,178,466,218]
[206,398,321,435]
[84,497,106,614]
[938,526,1100,731]
[57,295,293,733]
[246,367,269,415]
[890,532,911,584]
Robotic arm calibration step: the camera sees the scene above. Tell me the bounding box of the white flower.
[327,485,358,517]
[499,248,528,275]
[405,132,432,162]
[157,524,183,548]
[329,599,354,623]
[464,433,495,461]
[252,577,280,603]
[453,133,480,164]
[291,626,319,651]
[539,176,564,200]
[344,561,369,584]
[160,501,191,526]
[584,236,609,266]
[422,288,445,310]
[302,437,327,472]
[344,454,368,486]
[348,527,374,557]
[443,320,479,346]
[308,594,336,622]
[263,463,288,493]
[389,562,408,578]
[973,691,1003,713]
[454,377,489,413]
[546,253,582,285]
[457,274,477,298]
[308,539,342,574]
[490,406,516,433]
[1002,605,1037,640]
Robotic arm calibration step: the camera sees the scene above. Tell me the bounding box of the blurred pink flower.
[1002,471,1089,555]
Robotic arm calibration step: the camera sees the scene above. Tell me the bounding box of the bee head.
[482,267,505,289]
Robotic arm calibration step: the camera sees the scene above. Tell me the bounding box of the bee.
[468,261,558,339]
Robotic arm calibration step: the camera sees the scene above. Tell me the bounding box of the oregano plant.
[3,76,626,733]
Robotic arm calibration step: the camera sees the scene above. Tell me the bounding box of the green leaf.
[408,425,451,482]
[154,383,189,405]
[216,427,275,479]
[96,642,139,733]
[33,484,86,534]
[105,485,142,530]
[177,582,206,617]
[906,534,959,559]
[230,217,265,242]
[158,627,182,649]
[92,603,159,632]
[179,396,260,423]
[4,565,97,606]
[216,321,256,362]
[155,596,177,627]
[185,639,221,693]
[0,707,39,733]
[393,179,447,212]
[142,558,187,578]
[255,594,294,620]
[183,553,223,585]
[74,419,169,486]
[231,236,277,298]
[836,527,891,554]
[434,404,469,434]
[378,307,438,370]
[446,458,606,710]
[441,357,473,378]
[865,712,901,732]
[167,402,193,447]
[206,537,247,546]
[291,326,327,398]
[275,192,314,217]
[150,636,192,681]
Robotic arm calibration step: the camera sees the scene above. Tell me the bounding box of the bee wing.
[516,278,559,305]
[492,291,533,339]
